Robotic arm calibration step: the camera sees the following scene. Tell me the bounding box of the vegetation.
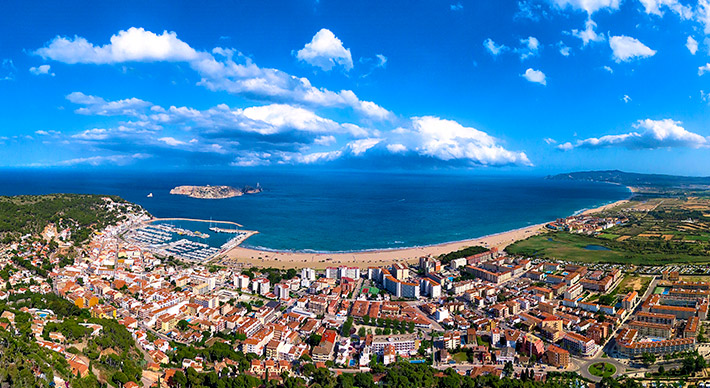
[589,362,616,378]
[0,193,142,243]
[438,246,489,265]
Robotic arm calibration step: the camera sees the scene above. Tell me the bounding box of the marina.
[123,217,257,262]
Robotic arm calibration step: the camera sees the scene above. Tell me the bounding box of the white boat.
[147,193,153,198]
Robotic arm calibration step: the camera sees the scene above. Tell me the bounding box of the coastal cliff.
[170,184,262,199]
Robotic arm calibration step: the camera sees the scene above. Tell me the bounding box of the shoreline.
[220,195,631,269]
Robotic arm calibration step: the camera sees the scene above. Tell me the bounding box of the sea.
[0,168,630,253]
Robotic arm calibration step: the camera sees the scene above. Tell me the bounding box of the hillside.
[547,170,710,188]
[0,194,146,243]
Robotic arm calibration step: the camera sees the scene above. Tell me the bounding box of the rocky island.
[169,184,262,199]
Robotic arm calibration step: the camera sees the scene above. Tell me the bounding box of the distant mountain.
[547,170,710,187]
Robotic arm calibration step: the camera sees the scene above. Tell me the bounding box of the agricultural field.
[506,194,710,264]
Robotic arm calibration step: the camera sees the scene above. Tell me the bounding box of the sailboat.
[147,193,153,198]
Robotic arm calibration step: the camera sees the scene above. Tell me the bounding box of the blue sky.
[2,0,710,174]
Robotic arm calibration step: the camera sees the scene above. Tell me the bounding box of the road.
[570,275,661,382]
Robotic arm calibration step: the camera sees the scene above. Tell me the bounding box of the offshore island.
[169,183,262,199]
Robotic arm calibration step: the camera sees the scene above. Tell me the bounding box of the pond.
[584,244,611,251]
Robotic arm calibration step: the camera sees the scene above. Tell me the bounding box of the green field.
[588,362,616,378]
[505,232,710,264]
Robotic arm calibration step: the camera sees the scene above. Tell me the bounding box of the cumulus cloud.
[638,0,693,19]
[67,92,152,117]
[295,29,353,71]
[571,19,605,46]
[347,138,382,155]
[558,42,571,56]
[517,36,540,60]
[700,0,710,35]
[35,28,200,64]
[389,116,531,166]
[622,94,632,103]
[559,119,708,150]
[314,135,337,146]
[484,38,508,56]
[549,0,620,14]
[29,64,54,76]
[386,143,407,153]
[158,137,187,146]
[609,35,656,62]
[699,63,710,76]
[521,68,547,85]
[35,28,391,121]
[687,36,698,55]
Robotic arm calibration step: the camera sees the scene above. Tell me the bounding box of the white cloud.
[29,64,54,76]
[314,135,337,146]
[559,119,708,150]
[158,137,187,146]
[72,128,111,140]
[571,19,605,46]
[699,63,710,75]
[55,153,151,166]
[295,29,353,71]
[231,152,273,167]
[66,92,152,117]
[609,35,656,62]
[484,38,508,56]
[521,68,547,85]
[550,0,620,14]
[558,42,571,56]
[450,3,464,11]
[397,116,532,166]
[35,130,60,136]
[36,28,391,121]
[556,142,574,151]
[687,36,698,55]
[544,138,557,144]
[35,27,200,64]
[700,0,710,35]
[240,104,343,135]
[639,0,693,19]
[622,94,632,103]
[603,65,614,73]
[517,36,540,60]
[347,138,382,155]
[290,150,343,164]
[386,143,407,153]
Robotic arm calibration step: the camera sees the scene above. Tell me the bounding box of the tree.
[658,366,665,375]
[362,315,370,325]
[176,319,189,331]
[503,361,514,377]
[641,352,656,366]
[358,327,366,337]
[111,371,129,387]
[168,370,186,387]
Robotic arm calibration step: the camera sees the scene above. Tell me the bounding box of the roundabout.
[588,362,617,378]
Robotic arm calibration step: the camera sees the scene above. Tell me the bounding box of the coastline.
[219,193,633,269]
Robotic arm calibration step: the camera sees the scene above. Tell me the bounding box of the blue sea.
[0,168,630,252]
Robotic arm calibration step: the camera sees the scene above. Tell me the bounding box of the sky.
[2,0,710,175]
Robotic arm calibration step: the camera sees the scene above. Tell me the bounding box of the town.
[2,202,710,388]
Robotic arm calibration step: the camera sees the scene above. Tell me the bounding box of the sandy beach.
[219,197,632,269]
[220,223,545,269]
